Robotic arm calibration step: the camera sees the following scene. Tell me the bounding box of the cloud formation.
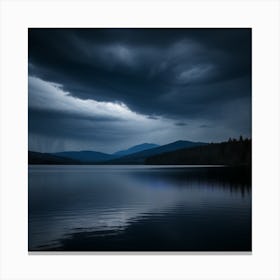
[28,28,251,152]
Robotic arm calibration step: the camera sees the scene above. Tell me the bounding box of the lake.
[28,165,251,251]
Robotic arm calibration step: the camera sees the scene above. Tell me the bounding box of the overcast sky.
[28,28,251,153]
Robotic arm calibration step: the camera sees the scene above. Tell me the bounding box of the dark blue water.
[28,165,251,251]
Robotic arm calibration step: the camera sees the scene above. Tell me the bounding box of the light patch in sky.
[176,64,214,83]
[105,44,134,66]
[29,76,148,122]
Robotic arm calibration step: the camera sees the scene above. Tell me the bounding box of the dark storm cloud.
[175,122,188,126]
[199,124,212,128]
[28,28,251,152]
[147,115,160,120]
[28,28,251,119]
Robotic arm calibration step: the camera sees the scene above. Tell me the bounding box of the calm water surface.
[28,165,251,251]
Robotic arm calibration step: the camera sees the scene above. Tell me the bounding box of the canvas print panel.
[28,28,251,251]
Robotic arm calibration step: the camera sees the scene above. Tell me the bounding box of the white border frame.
[0,0,279,279]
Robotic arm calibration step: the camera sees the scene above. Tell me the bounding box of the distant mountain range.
[113,143,159,157]
[29,138,251,166]
[107,140,207,164]
[28,140,207,164]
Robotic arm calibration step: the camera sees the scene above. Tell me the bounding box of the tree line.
[145,137,251,166]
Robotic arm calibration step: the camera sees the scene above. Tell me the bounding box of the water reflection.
[29,165,251,251]
[127,167,251,196]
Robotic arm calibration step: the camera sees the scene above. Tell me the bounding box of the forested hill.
[145,139,251,166]
[29,151,79,164]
